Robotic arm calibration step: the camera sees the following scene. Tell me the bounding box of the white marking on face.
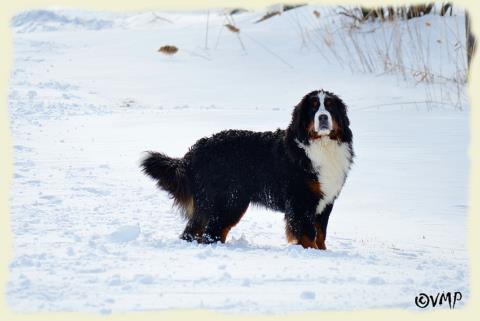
[314,91,333,135]
[296,138,352,215]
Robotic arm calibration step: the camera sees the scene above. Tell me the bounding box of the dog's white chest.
[298,139,352,215]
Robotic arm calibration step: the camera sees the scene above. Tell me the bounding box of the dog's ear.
[287,94,310,144]
[334,97,352,143]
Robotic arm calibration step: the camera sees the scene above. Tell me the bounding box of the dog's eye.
[324,99,333,108]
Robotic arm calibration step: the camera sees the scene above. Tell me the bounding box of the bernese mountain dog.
[141,90,353,249]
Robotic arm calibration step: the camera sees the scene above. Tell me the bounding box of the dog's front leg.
[314,203,333,250]
[284,199,318,249]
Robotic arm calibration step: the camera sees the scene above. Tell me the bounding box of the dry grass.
[255,11,281,23]
[228,8,248,15]
[158,45,178,55]
[287,5,468,109]
[225,24,240,33]
[339,3,438,22]
[224,17,246,51]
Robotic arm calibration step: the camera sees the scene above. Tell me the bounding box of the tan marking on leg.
[315,223,327,250]
[285,225,297,244]
[298,235,319,249]
[219,227,232,243]
[286,224,319,249]
[193,225,205,243]
[219,208,248,243]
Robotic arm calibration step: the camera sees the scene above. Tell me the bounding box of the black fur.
[140,152,191,216]
[141,90,353,248]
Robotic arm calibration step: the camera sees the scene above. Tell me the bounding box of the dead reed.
[158,45,179,55]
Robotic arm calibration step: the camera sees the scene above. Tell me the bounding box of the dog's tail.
[140,151,193,218]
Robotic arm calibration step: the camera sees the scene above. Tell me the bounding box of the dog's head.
[287,90,352,144]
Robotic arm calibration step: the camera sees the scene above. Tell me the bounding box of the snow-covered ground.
[7,6,469,314]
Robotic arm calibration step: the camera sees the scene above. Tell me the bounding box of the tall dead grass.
[288,5,469,109]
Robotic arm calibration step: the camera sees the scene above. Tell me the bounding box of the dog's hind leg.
[180,215,206,243]
[201,216,223,244]
[218,205,249,243]
[201,201,249,244]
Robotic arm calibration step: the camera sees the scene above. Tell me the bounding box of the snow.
[7,5,469,314]
[108,224,141,243]
[11,10,114,33]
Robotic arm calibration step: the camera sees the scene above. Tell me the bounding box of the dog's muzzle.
[314,111,332,135]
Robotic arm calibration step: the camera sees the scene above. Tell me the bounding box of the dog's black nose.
[319,114,328,123]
